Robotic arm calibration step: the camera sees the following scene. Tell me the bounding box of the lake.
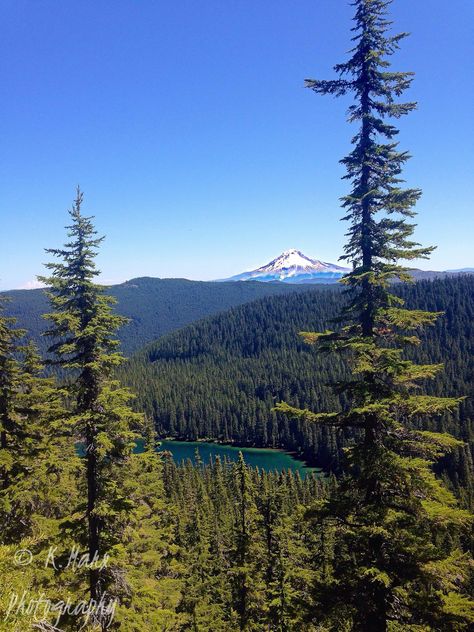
[157,439,321,478]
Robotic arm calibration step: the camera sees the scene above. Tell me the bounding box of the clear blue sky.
[1,0,473,290]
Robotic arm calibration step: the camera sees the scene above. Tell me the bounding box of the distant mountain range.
[2,277,324,356]
[220,249,350,284]
[218,249,473,284]
[3,254,472,356]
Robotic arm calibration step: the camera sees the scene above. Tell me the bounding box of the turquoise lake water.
[157,440,321,478]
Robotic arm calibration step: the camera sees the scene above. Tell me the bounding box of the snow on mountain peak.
[259,249,319,272]
[220,249,350,284]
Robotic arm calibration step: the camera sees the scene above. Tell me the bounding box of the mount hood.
[220,249,349,284]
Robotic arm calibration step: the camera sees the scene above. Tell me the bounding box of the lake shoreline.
[157,436,321,475]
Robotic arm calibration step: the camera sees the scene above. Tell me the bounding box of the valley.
[117,276,473,492]
[2,0,473,627]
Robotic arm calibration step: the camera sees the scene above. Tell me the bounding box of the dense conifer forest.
[1,0,473,629]
[3,273,466,359]
[121,276,474,500]
[2,278,320,356]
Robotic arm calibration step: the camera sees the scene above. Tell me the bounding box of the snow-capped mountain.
[220,249,350,284]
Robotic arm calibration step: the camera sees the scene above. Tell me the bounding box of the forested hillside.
[3,0,473,625]
[2,277,321,355]
[122,276,474,497]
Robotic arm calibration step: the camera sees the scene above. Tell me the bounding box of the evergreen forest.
[1,1,473,630]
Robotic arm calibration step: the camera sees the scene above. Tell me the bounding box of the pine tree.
[229,452,266,630]
[276,1,474,629]
[40,188,143,628]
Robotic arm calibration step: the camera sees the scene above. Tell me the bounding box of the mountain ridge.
[2,276,326,356]
[218,249,474,285]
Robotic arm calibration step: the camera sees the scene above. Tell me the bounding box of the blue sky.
[1,0,473,290]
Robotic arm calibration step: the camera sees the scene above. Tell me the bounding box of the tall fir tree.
[40,188,144,628]
[277,1,474,629]
[229,453,266,631]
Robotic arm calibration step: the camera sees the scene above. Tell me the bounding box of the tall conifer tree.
[229,453,266,630]
[277,1,474,629]
[40,189,142,627]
